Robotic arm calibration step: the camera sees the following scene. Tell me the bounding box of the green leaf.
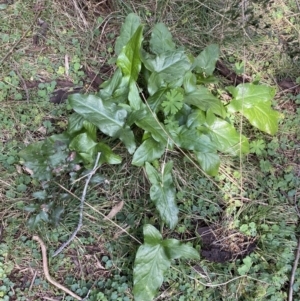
[145,162,178,229]
[183,71,197,93]
[115,13,141,55]
[150,23,176,55]
[134,108,168,144]
[162,239,200,260]
[143,224,163,244]
[132,137,165,166]
[69,94,135,153]
[83,120,97,141]
[117,25,143,82]
[147,71,165,95]
[186,109,206,128]
[184,87,226,118]
[133,224,199,301]
[143,50,191,84]
[176,127,216,153]
[128,81,142,110]
[50,206,65,227]
[117,127,136,154]
[67,113,85,135]
[195,152,220,176]
[147,87,169,112]
[207,117,249,155]
[27,211,49,229]
[227,83,279,135]
[237,256,253,275]
[244,105,280,135]
[96,142,122,165]
[193,44,219,75]
[133,225,170,301]
[69,94,126,136]
[161,89,184,116]
[69,133,97,164]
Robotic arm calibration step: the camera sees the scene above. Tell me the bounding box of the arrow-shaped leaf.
[143,50,191,83]
[227,83,279,135]
[150,23,176,55]
[207,117,249,155]
[193,44,220,75]
[133,224,199,301]
[145,162,178,229]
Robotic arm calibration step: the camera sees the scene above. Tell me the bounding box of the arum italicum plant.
[19,13,280,300]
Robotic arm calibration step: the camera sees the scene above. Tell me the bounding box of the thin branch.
[32,235,82,300]
[52,153,101,257]
[289,237,300,301]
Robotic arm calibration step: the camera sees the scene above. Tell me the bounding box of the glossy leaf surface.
[133,224,199,301]
[132,137,165,166]
[193,44,220,75]
[150,23,176,55]
[145,162,178,229]
[115,13,141,55]
[228,83,279,135]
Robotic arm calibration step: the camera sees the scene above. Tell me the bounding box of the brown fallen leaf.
[104,201,124,220]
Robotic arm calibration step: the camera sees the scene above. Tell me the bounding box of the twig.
[28,270,37,292]
[289,237,300,301]
[52,152,101,257]
[32,235,82,300]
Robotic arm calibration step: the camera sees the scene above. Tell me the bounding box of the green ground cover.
[0,1,299,300]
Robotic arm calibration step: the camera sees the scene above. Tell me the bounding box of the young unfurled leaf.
[227,83,279,135]
[117,25,143,83]
[133,224,199,301]
[145,162,178,229]
[161,89,184,116]
[193,44,220,75]
[117,25,144,110]
[115,13,141,55]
